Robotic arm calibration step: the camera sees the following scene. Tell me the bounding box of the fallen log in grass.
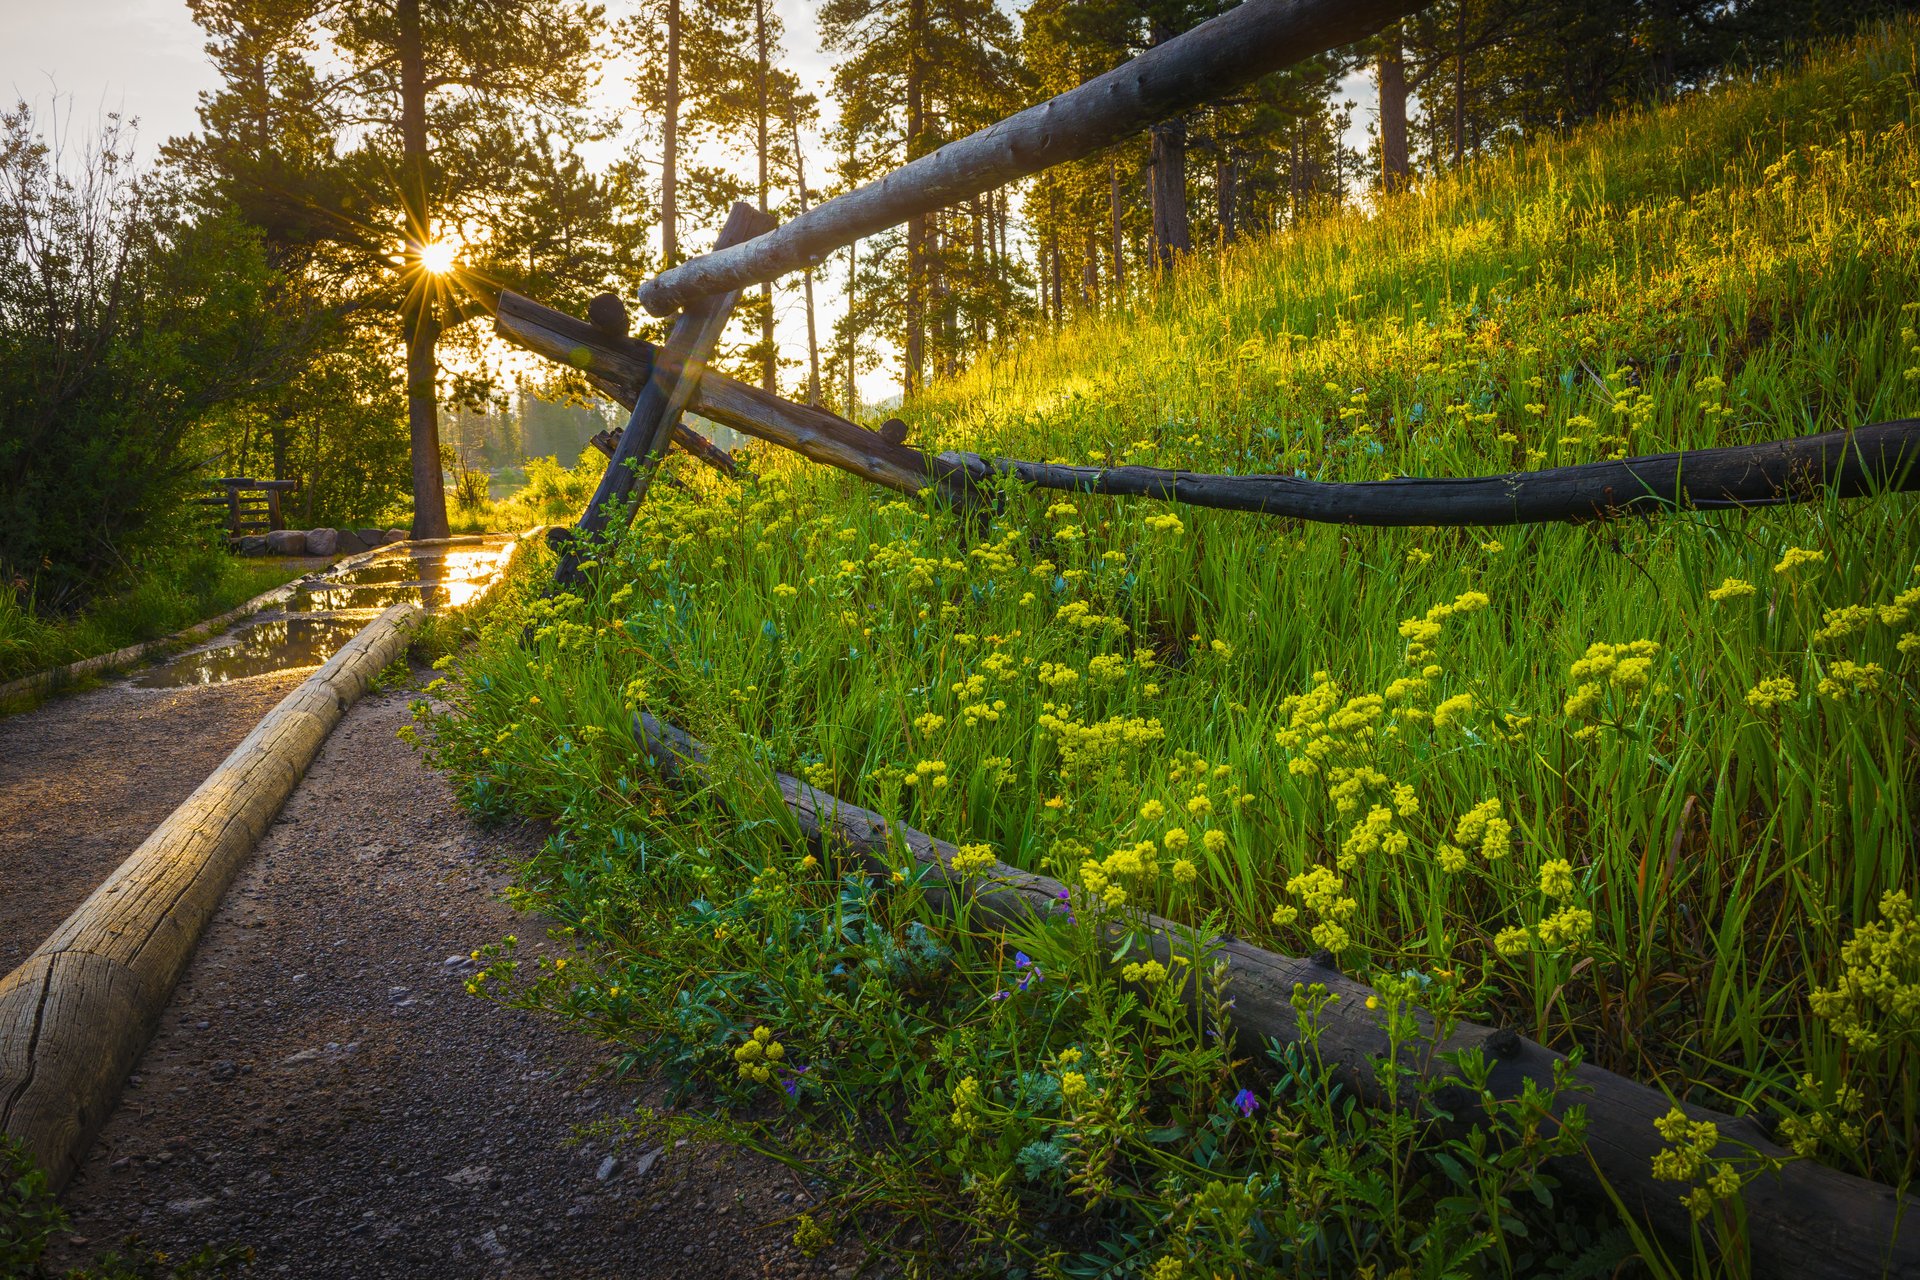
[630,710,1920,1280]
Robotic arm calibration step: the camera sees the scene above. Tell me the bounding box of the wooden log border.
[630,711,1920,1280]
[0,602,425,1190]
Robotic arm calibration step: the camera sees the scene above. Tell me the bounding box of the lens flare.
[418,239,459,275]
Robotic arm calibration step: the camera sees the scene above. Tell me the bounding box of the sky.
[1,0,1379,408]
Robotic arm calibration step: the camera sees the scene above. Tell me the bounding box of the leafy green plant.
[1,1136,64,1277]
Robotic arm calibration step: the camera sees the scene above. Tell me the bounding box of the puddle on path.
[132,537,516,688]
[131,617,371,688]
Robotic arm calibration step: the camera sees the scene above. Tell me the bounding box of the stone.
[234,534,269,556]
[595,1156,617,1181]
[265,529,306,556]
[332,530,367,554]
[167,1197,215,1216]
[385,528,408,544]
[354,528,383,548]
[630,1146,662,1178]
[304,527,339,557]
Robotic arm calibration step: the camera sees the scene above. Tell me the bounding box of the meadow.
[426,26,1920,1276]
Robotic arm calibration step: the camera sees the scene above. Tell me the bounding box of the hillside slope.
[436,25,1920,1274]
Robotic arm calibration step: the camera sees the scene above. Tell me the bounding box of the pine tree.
[178,0,617,538]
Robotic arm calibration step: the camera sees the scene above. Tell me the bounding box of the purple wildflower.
[1233,1088,1260,1118]
[1014,952,1033,969]
[990,989,1011,1002]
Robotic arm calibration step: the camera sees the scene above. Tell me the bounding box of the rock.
[234,534,269,556]
[265,529,306,556]
[445,1165,491,1186]
[595,1156,617,1181]
[474,1229,508,1260]
[304,527,339,557]
[167,1197,215,1216]
[354,528,384,549]
[631,1146,662,1178]
[209,1060,238,1082]
[332,530,367,554]
[385,528,408,544]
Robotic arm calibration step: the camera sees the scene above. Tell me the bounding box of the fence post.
[555,201,776,586]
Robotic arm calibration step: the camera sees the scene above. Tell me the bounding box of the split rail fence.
[486,0,1920,1272]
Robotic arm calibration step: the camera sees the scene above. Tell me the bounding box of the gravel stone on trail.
[40,670,856,1279]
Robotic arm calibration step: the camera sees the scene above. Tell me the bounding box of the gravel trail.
[38,672,853,1279]
[0,671,310,971]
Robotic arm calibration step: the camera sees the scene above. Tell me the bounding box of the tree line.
[3,0,1910,605]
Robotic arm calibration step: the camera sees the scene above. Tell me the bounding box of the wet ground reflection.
[131,617,372,688]
[131,537,516,687]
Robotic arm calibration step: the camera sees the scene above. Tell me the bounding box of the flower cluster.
[1650,1106,1741,1221]
[734,1025,786,1083]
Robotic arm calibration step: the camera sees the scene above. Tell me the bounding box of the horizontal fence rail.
[496,290,1920,527]
[635,0,1431,316]
[629,711,1920,1280]
[940,422,1920,523]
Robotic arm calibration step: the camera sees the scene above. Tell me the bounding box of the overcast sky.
[1,0,1377,405]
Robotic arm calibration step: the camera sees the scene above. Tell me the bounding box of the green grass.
[0,546,310,685]
[428,25,1920,1273]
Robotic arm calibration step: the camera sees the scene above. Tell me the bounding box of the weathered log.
[559,203,775,586]
[0,602,425,1189]
[495,289,962,499]
[636,0,1432,316]
[630,710,1920,1280]
[495,290,1920,527]
[940,422,1920,523]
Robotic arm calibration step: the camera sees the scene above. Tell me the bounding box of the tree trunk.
[902,0,927,399]
[1108,154,1125,296]
[1290,119,1302,224]
[397,0,448,541]
[755,0,775,394]
[1216,149,1236,246]
[1048,185,1063,326]
[1451,0,1466,167]
[792,108,820,405]
[662,0,680,267]
[1148,116,1190,271]
[1377,23,1409,191]
[844,236,858,415]
[971,196,987,347]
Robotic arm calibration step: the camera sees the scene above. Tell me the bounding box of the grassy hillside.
[430,26,1920,1275]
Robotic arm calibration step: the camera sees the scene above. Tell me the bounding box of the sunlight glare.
[418,239,459,275]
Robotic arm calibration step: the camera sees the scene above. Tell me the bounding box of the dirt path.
[43,672,853,1280]
[0,671,311,972]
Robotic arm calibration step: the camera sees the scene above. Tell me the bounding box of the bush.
[0,103,302,610]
